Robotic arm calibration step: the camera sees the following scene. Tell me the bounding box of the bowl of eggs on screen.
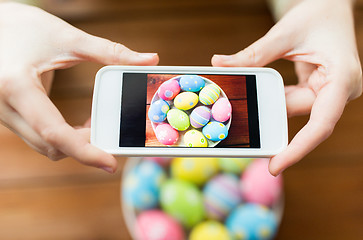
[147,75,232,147]
[121,157,284,240]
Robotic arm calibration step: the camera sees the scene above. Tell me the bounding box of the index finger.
[268,82,349,176]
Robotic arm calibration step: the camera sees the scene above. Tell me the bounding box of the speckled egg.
[219,158,253,174]
[202,121,228,141]
[135,210,185,240]
[174,92,199,110]
[179,75,205,92]
[171,158,219,186]
[155,123,179,145]
[190,106,211,128]
[167,109,190,131]
[212,98,232,122]
[203,174,242,220]
[158,79,181,101]
[241,159,283,206]
[148,99,170,123]
[122,161,166,211]
[184,129,208,147]
[199,84,221,105]
[226,204,277,240]
[190,221,231,240]
[160,179,205,228]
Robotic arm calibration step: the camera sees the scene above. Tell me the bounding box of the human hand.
[212,0,362,175]
[0,2,159,173]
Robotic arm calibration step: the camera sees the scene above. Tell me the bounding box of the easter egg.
[158,79,181,101]
[226,204,277,240]
[143,157,172,167]
[171,158,219,186]
[135,210,185,240]
[190,106,211,128]
[199,84,220,105]
[167,109,190,131]
[174,92,199,110]
[241,159,283,206]
[202,121,228,141]
[179,75,205,92]
[160,179,205,228]
[219,158,253,174]
[212,98,232,122]
[122,161,166,211]
[190,221,231,240]
[184,129,208,147]
[148,99,170,123]
[203,174,242,220]
[155,123,179,145]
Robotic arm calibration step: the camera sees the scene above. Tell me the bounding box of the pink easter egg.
[158,79,181,101]
[135,210,185,240]
[241,159,283,206]
[211,98,232,122]
[144,157,173,167]
[155,123,179,145]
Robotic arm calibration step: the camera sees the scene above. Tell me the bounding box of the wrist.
[267,0,355,21]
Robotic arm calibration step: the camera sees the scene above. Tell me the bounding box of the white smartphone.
[91,66,287,157]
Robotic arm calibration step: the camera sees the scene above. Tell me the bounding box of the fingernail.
[138,53,158,59]
[101,166,114,174]
[213,54,233,60]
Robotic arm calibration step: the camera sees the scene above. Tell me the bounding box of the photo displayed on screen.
[145,73,260,148]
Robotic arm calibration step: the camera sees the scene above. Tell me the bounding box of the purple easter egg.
[190,106,211,128]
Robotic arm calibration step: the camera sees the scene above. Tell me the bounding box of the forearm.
[267,0,355,21]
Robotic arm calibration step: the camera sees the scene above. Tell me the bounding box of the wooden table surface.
[1,0,363,239]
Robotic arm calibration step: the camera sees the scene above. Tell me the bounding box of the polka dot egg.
[174,92,199,111]
[202,121,228,141]
[122,161,166,211]
[171,158,219,186]
[184,129,208,147]
[203,174,242,220]
[190,221,231,240]
[179,75,205,92]
[148,99,170,123]
[226,204,277,240]
[158,79,181,101]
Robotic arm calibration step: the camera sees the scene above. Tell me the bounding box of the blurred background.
[0,0,363,239]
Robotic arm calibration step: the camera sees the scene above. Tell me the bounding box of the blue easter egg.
[203,174,242,220]
[179,75,205,92]
[202,121,228,141]
[226,204,277,240]
[148,99,170,123]
[122,161,166,211]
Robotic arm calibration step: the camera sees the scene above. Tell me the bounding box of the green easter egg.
[219,158,253,174]
[160,179,204,228]
[167,109,190,131]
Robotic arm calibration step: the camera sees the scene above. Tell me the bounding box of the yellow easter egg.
[171,157,219,185]
[174,92,199,110]
[190,221,231,240]
[184,129,208,147]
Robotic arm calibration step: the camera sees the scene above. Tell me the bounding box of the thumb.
[73,32,159,66]
[212,29,290,67]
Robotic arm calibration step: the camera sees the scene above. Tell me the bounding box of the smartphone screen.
[119,73,260,148]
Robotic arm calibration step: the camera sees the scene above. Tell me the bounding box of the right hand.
[0,2,159,173]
